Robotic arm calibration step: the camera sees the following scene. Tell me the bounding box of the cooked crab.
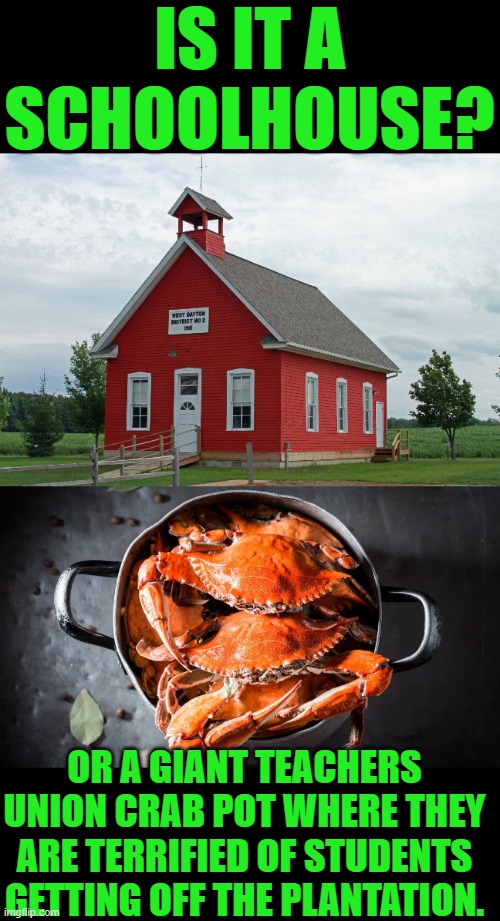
[151,649,392,750]
[130,501,390,750]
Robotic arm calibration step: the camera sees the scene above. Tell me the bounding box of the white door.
[376,401,385,448]
[174,369,201,453]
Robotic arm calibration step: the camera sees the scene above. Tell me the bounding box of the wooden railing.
[0,426,201,486]
[390,429,410,461]
[91,424,201,485]
[102,425,201,458]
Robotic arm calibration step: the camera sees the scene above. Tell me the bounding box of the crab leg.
[138,582,189,669]
[177,534,230,551]
[138,552,213,669]
[155,665,214,733]
[163,684,230,749]
[203,680,303,749]
[165,680,241,749]
[168,505,233,540]
[139,552,208,592]
[136,594,214,662]
[219,505,345,549]
[163,668,214,716]
[136,636,171,661]
[165,679,302,750]
[312,578,376,615]
[263,651,393,744]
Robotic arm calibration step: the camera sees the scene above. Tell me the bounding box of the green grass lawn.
[108,457,500,489]
[3,457,495,488]
[0,433,104,485]
[0,430,499,487]
[0,458,95,486]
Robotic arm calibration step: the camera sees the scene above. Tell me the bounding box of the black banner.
[1,762,497,918]
[1,1,498,152]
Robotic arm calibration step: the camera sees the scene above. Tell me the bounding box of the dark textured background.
[0,484,498,769]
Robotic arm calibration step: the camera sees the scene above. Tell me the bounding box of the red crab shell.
[152,532,355,612]
[186,610,356,682]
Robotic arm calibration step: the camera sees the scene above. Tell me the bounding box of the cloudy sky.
[1,152,498,419]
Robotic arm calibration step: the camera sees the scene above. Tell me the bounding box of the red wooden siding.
[279,352,387,453]
[175,193,205,219]
[173,194,226,256]
[186,228,225,257]
[104,248,282,453]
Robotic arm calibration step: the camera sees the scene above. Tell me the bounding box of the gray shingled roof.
[200,246,399,373]
[169,187,233,221]
[92,228,399,374]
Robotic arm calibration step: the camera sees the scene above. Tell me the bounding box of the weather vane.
[197,156,207,191]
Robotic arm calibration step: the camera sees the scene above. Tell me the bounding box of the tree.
[4,390,34,431]
[492,351,500,421]
[387,417,419,429]
[64,333,106,446]
[409,350,476,460]
[0,377,9,430]
[22,375,64,456]
[2,390,77,432]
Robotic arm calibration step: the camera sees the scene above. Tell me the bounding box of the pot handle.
[381,586,442,672]
[54,560,121,650]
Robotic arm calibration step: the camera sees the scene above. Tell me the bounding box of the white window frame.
[337,378,348,433]
[127,372,151,431]
[306,372,319,432]
[174,368,202,404]
[363,382,373,434]
[227,369,255,431]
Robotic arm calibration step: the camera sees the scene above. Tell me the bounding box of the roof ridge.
[93,231,399,374]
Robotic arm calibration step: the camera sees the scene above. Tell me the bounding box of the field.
[0,426,498,486]
[0,432,101,456]
[393,426,500,458]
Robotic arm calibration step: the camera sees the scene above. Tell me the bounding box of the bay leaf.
[69,688,105,746]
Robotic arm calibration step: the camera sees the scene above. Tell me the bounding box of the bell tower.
[169,187,233,258]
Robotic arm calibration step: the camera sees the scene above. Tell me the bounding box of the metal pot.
[54,489,441,750]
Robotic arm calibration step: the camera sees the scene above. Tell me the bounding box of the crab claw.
[317,544,359,570]
[138,582,189,670]
[266,650,393,746]
[203,680,303,749]
[136,637,171,661]
[166,678,302,750]
[155,666,213,733]
[168,506,232,540]
[165,683,229,748]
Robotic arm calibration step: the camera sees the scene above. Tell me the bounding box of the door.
[376,401,385,448]
[174,369,201,453]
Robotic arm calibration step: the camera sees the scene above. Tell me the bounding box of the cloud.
[1,152,499,419]
[0,341,71,394]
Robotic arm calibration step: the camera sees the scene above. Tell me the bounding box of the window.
[179,373,199,396]
[337,378,348,432]
[306,373,319,432]
[363,383,373,433]
[127,373,151,430]
[227,369,254,430]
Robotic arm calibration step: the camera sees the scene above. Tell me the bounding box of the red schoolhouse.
[92,187,399,466]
